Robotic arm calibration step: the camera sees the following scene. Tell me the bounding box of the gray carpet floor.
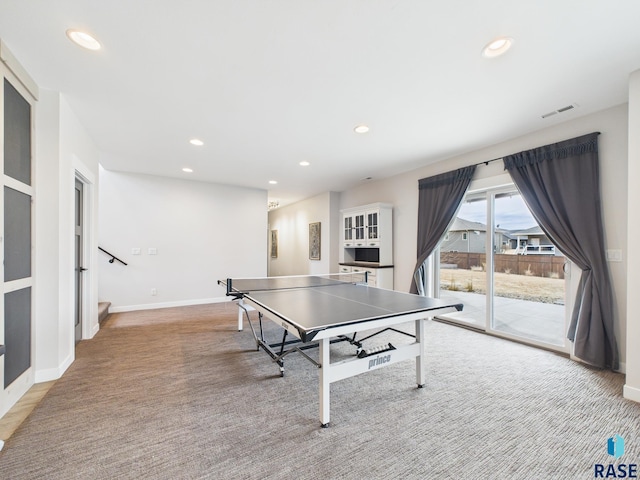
[0,302,638,479]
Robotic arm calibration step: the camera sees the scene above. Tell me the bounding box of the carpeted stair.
[98,302,111,323]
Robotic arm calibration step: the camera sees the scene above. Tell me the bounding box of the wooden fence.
[440,252,565,279]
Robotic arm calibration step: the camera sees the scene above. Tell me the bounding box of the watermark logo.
[594,435,638,478]
[609,435,626,460]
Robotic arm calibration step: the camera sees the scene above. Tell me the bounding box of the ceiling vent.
[541,103,579,119]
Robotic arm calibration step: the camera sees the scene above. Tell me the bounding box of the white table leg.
[319,337,331,427]
[415,318,426,387]
[237,300,244,331]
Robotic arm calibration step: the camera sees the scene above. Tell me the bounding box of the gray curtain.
[410,166,476,295]
[503,132,618,370]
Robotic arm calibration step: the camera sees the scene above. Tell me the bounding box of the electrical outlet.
[151,288,157,296]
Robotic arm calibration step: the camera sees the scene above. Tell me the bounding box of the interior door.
[74,178,84,343]
[2,77,34,399]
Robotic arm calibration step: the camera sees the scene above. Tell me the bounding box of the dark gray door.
[74,178,84,343]
[3,78,33,388]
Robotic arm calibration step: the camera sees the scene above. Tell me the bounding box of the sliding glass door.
[437,196,487,329]
[490,192,566,347]
[437,186,569,353]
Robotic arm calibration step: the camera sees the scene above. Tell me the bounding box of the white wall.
[34,91,100,383]
[267,191,340,276]
[34,90,62,381]
[99,170,267,311]
[625,70,640,401]
[339,104,629,369]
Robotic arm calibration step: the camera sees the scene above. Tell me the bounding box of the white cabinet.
[365,209,381,246]
[341,204,392,254]
[343,211,366,247]
[339,203,394,289]
[339,264,394,289]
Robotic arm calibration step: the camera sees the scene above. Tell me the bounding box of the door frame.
[484,185,571,354]
[434,175,573,355]
[73,163,97,342]
[0,68,36,417]
[74,178,84,343]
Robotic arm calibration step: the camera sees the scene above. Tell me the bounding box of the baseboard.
[623,384,640,403]
[35,351,74,383]
[109,296,230,313]
[90,321,100,338]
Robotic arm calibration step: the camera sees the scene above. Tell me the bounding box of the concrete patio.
[438,290,566,347]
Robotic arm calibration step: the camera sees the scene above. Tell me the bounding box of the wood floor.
[0,303,237,449]
[0,380,56,446]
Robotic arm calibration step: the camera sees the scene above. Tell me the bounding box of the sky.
[458,193,538,231]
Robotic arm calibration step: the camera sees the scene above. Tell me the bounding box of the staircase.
[98,302,111,323]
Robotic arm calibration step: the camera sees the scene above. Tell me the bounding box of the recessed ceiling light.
[354,125,370,134]
[299,161,310,166]
[189,138,204,146]
[182,167,193,173]
[66,29,101,50]
[482,36,514,58]
[269,180,278,185]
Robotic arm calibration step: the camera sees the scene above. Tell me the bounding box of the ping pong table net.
[224,272,368,297]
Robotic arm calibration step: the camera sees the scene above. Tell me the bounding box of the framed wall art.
[309,222,321,260]
[270,230,278,258]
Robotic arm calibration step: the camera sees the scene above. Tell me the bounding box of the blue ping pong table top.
[223,277,463,342]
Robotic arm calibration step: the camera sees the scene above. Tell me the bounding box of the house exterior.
[506,226,559,255]
[440,218,558,256]
[440,218,488,253]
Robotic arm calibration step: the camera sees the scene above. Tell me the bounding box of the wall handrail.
[99,246,128,266]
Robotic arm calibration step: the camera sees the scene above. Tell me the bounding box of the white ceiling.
[1,1,640,207]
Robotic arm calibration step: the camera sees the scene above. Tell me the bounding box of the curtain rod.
[473,156,502,168]
[472,131,601,168]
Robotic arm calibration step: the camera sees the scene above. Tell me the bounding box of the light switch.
[148,247,157,255]
[606,249,622,262]
[132,248,141,255]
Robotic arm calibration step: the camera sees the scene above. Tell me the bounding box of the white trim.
[109,296,230,313]
[467,172,513,194]
[3,175,34,196]
[34,350,73,383]
[3,277,33,294]
[72,157,98,341]
[0,367,33,418]
[623,384,640,404]
[0,40,39,100]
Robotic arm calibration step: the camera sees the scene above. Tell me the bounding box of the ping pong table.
[219,273,463,427]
